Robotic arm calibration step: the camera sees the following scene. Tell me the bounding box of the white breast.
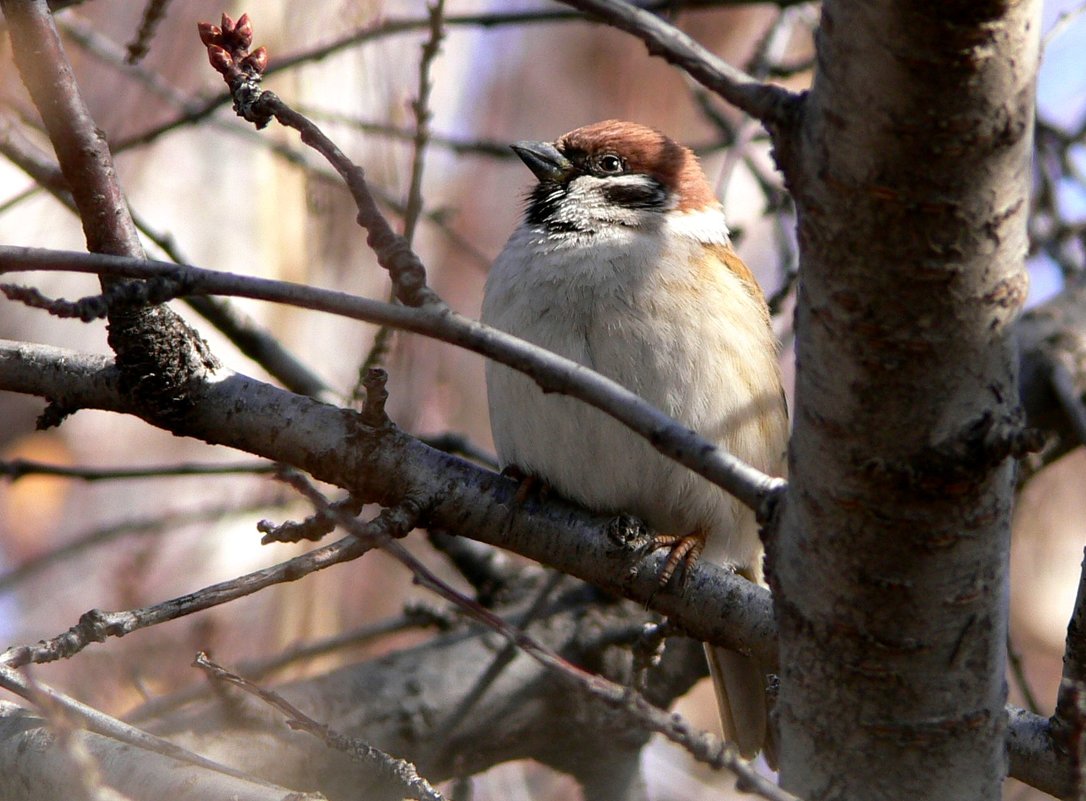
[482,210,786,571]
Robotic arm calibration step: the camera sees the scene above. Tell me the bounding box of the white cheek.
[665,207,731,244]
[546,174,671,231]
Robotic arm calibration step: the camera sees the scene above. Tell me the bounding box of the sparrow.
[482,120,788,761]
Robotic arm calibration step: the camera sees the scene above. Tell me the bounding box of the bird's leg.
[650,529,707,587]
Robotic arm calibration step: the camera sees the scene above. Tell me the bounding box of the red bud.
[207,44,234,73]
[244,46,267,74]
[197,22,221,47]
[234,14,253,47]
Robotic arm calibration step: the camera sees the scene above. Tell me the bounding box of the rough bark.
[772,2,1040,800]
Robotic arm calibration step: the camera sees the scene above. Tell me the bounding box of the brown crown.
[556,120,716,212]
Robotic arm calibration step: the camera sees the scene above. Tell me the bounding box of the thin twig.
[1007,635,1042,715]
[0,664,280,788]
[403,0,445,248]
[427,529,529,603]
[295,107,516,157]
[125,607,456,722]
[357,0,447,387]
[113,2,802,153]
[60,14,197,109]
[245,94,440,308]
[0,245,785,515]
[194,653,448,801]
[558,0,802,129]
[1,458,276,482]
[124,0,172,64]
[0,533,374,669]
[19,673,136,801]
[0,3,216,421]
[429,570,566,763]
[0,499,286,595]
[0,109,334,400]
[1,0,143,259]
[1043,0,1086,50]
[715,6,802,198]
[299,104,737,161]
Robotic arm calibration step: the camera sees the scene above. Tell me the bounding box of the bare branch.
[1051,548,1086,797]
[19,674,137,801]
[1008,706,1080,800]
[356,0,447,382]
[0,338,778,663]
[0,0,142,258]
[1,0,218,426]
[0,458,276,482]
[402,0,446,248]
[558,0,802,129]
[124,0,172,64]
[0,111,333,400]
[0,666,287,791]
[193,653,448,801]
[0,533,373,669]
[0,246,784,515]
[1007,635,1043,716]
[1061,549,1086,696]
[126,609,453,723]
[0,500,283,596]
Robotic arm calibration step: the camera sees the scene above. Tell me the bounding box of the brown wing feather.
[706,242,771,316]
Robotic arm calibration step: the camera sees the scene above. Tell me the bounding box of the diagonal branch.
[558,0,803,130]
[194,653,448,801]
[0,0,141,259]
[0,337,778,663]
[0,531,373,669]
[1052,547,1086,796]
[1,0,218,427]
[0,665,283,790]
[0,246,784,516]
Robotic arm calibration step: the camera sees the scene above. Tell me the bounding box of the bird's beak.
[511,140,573,183]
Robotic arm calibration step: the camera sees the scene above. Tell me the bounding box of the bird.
[481,119,788,761]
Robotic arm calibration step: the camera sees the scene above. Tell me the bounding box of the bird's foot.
[650,529,707,588]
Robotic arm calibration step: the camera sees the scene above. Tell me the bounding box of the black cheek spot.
[603,181,669,210]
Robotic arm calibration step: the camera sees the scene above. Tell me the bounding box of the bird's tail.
[704,643,775,766]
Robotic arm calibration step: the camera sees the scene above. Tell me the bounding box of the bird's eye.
[596,153,624,175]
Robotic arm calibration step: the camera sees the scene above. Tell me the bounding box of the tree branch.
[0,0,219,427]
[0,246,784,516]
[0,700,316,801]
[194,653,448,801]
[0,337,777,663]
[0,666,286,793]
[557,0,802,130]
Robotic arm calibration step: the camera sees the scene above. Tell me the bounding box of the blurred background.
[0,1,1082,798]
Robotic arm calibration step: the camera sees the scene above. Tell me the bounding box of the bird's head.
[512,119,719,235]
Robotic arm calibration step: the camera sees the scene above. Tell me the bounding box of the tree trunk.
[773,2,1040,799]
